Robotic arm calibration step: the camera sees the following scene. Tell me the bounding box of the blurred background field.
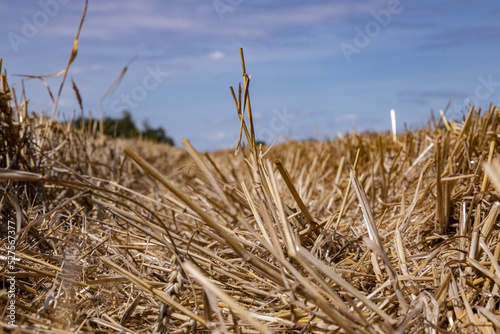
[1,0,500,151]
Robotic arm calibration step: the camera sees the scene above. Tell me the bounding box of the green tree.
[142,120,175,145]
[75,110,174,145]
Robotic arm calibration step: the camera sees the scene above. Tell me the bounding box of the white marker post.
[391,109,397,142]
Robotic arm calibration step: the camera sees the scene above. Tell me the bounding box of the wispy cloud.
[398,90,466,105]
[37,1,396,61]
[418,26,500,50]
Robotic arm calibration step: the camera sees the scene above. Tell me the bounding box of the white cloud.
[252,112,264,120]
[207,51,225,60]
[206,131,232,141]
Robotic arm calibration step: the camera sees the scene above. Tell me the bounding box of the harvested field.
[1,52,500,333]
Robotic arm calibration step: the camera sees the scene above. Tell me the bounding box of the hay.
[1,49,500,333]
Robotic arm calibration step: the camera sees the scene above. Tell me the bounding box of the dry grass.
[1,49,500,333]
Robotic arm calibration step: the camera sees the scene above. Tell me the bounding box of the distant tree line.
[75,110,175,145]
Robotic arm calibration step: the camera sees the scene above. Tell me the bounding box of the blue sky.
[1,0,499,151]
